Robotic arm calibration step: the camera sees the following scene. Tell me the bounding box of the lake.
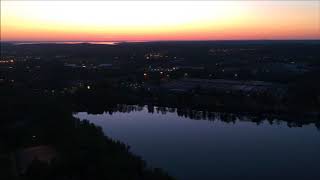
[74,105,320,180]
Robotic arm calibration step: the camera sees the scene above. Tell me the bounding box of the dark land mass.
[1,40,320,179]
[0,92,174,180]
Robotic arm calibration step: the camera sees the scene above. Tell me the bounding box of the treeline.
[74,104,320,129]
[70,81,320,118]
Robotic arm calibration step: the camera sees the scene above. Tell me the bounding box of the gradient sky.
[1,1,320,41]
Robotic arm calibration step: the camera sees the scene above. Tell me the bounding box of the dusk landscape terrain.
[1,1,320,180]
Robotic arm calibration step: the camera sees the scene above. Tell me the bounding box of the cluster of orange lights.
[0,60,15,64]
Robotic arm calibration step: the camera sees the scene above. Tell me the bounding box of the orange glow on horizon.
[1,1,320,41]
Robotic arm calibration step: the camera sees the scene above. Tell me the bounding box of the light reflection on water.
[74,106,320,180]
[13,41,119,45]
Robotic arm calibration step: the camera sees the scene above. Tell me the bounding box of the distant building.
[161,78,286,96]
[64,63,80,68]
[98,64,113,69]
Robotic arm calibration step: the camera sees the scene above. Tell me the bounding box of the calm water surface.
[74,106,320,180]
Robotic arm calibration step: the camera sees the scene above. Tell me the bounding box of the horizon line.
[2,39,320,43]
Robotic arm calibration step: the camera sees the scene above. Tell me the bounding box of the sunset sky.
[1,1,320,41]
